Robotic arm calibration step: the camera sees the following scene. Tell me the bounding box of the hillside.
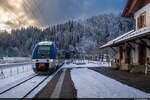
[0,14,133,57]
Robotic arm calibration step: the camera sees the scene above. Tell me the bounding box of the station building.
[100,0,150,73]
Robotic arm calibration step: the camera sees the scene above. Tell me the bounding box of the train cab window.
[37,46,50,59]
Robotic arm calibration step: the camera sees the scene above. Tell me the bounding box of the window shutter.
[137,17,140,29]
[144,12,146,27]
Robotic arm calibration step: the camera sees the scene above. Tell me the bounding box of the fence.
[0,63,32,79]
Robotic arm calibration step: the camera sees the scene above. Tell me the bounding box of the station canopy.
[100,26,150,49]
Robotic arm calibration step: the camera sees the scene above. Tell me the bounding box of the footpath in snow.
[71,68,150,98]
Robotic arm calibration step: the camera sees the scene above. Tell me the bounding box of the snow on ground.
[71,68,150,98]
[62,60,111,69]
[26,67,62,98]
[0,75,47,98]
[0,62,62,98]
[0,57,31,64]
[0,64,33,79]
[0,64,34,91]
[0,70,34,91]
[3,57,30,61]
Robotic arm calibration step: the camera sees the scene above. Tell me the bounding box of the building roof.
[100,30,134,49]
[122,0,150,17]
[100,26,150,49]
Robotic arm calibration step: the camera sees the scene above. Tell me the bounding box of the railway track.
[0,67,63,98]
[0,73,38,94]
[22,75,49,99]
[0,74,49,98]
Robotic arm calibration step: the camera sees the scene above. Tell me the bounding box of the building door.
[125,46,131,64]
[119,47,123,60]
[138,44,146,65]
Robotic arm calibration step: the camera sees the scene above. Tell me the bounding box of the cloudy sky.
[0,0,127,31]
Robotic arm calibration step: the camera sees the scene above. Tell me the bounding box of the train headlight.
[32,59,36,62]
[50,59,54,63]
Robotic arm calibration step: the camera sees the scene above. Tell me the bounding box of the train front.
[31,42,56,74]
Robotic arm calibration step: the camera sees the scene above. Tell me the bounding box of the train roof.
[38,41,53,45]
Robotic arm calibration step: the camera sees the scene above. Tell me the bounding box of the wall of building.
[121,46,125,64]
[130,44,135,65]
[134,3,150,30]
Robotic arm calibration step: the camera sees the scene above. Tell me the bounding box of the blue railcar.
[32,41,58,74]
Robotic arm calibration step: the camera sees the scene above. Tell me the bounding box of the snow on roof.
[115,26,150,43]
[38,41,53,45]
[100,26,150,49]
[100,30,134,49]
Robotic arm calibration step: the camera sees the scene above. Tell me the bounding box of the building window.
[137,11,146,29]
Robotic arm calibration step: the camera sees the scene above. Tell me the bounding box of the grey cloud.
[0,0,127,30]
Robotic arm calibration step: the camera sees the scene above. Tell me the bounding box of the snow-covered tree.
[0,14,133,57]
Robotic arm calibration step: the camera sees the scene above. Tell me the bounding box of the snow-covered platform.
[71,68,150,98]
[62,61,150,98]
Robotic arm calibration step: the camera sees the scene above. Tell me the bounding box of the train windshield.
[36,45,50,59]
